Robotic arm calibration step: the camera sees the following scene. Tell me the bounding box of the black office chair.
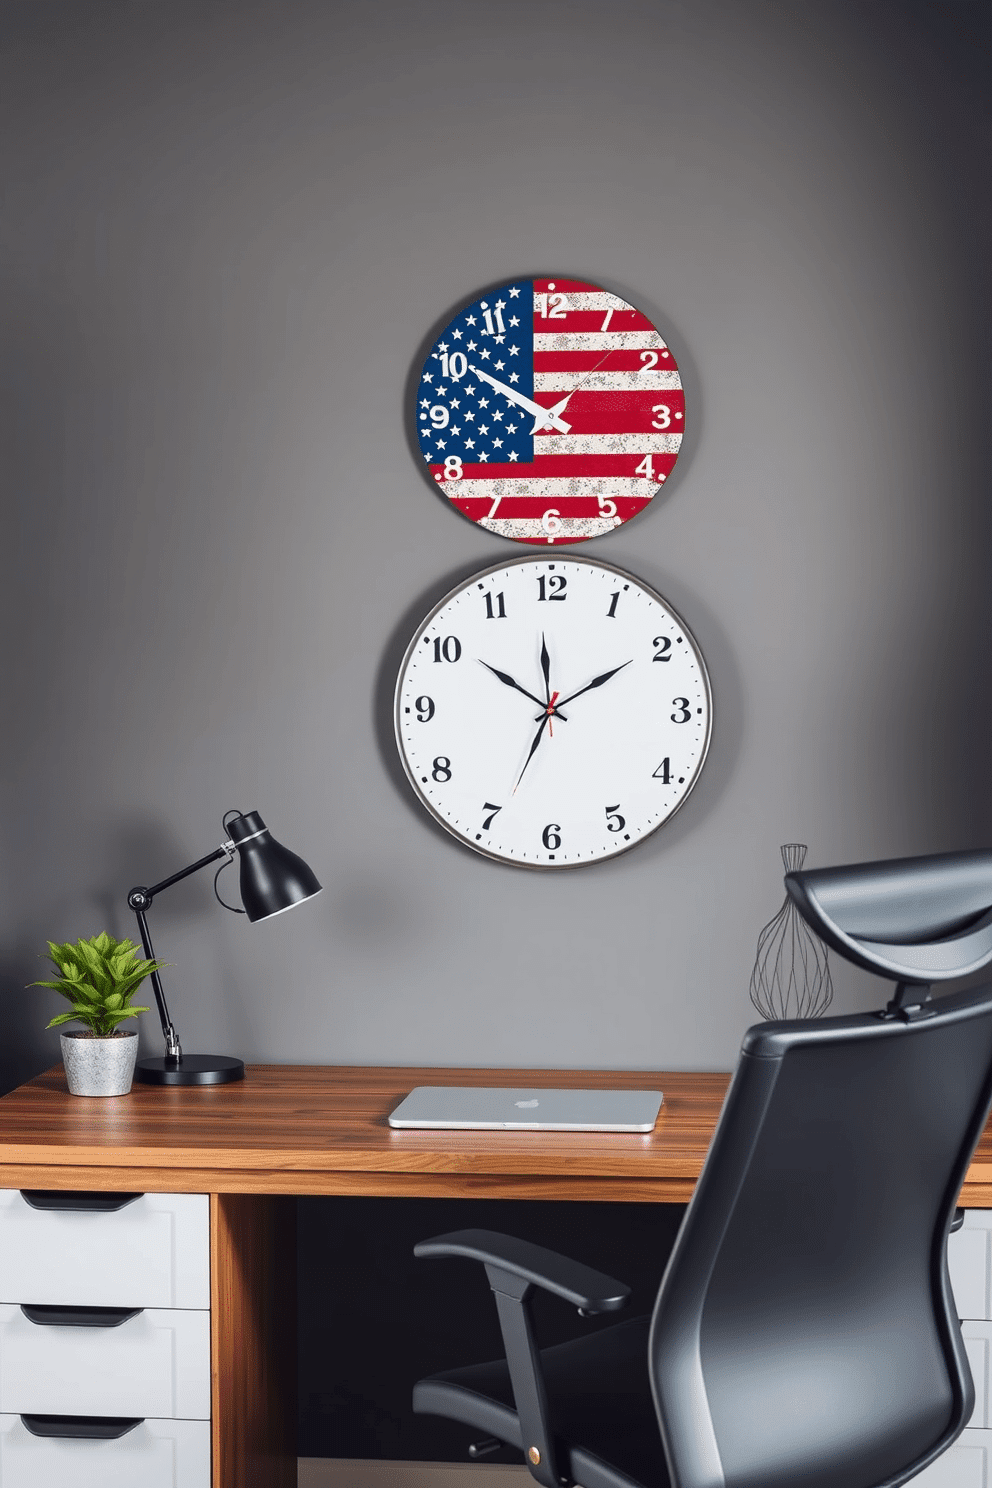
[412,850,992,1488]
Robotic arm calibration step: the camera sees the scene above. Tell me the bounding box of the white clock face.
[394,556,712,868]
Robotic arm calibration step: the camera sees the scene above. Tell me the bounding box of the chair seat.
[414,1314,670,1488]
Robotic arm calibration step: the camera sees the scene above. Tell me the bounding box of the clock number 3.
[671,699,691,723]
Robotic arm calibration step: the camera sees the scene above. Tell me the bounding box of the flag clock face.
[415,278,684,546]
[394,556,711,869]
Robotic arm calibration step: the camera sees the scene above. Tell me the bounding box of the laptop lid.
[387,1086,664,1133]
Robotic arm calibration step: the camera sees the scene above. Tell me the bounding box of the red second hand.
[547,691,559,737]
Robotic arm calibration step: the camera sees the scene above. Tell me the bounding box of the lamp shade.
[227,810,322,923]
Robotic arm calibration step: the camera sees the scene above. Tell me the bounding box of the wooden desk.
[1,1063,990,1486]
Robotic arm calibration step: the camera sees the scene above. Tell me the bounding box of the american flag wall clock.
[415,278,685,546]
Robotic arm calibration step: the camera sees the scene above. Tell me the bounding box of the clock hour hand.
[555,661,633,710]
[478,660,568,719]
[468,365,572,434]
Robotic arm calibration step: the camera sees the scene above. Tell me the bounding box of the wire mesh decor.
[749,843,833,1020]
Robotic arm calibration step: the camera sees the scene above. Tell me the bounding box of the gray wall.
[1,0,989,1090]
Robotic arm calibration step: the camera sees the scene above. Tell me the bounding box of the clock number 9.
[432,757,452,782]
[542,823,562,851]
[605,805,626,833]
[414,696,435,722]
[671,698,691,723]
[429,406,449,429]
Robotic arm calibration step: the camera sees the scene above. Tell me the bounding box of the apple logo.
[515,1099,540,1108]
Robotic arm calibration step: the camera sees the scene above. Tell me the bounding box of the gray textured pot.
[60,1030,138,1097]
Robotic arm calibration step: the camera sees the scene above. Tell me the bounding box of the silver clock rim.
[393,553,713,870]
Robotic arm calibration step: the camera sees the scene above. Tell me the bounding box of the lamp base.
[135,1055,245,1086]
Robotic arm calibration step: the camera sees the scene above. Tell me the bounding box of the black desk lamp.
[127,809,322,1085]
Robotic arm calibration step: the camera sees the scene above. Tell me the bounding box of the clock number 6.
[605,805,626,833]
[542,824,562,851]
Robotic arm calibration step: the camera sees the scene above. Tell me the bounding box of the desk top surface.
[1,1064,991,1204]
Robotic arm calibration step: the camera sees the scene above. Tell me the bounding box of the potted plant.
[29,933,165,1097]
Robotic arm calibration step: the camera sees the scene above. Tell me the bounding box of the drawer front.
[951,1215,992,1321]
[964,1324,992,1428]
[0,1192,208,1310]
[0,1306,209,1420]
[909,1430,992,1487]
[0,1414,209,1488]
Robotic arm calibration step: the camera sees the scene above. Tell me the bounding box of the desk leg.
[210,1193,297,1488]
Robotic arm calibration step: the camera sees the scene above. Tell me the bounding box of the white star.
[509,315,520,327]
[509,345,519,356]
[509,372,520,384]
[464,411,475,422]
[492,410,503,421]
[508,450,519,461]
[436,437,446,449]
[465,384,476,396]
[423,372,433,382]
[506,422,517,432]
[479,424,489,435]
[420,398,431,408]
[509,286,520,297]
[480,348,491,360]
[450,397,460,409]
[465,438,475,449]
[495,299,506,311]
[494,360,505,370]
[479,397,489,407]
[438,342,449,352]
[494,335,505,344]
[465,314,477,325]
[467,340,477,351]
[478,450,489,462]
[493,437,504,449]
[451,328,463,340]
[450,425,461,435]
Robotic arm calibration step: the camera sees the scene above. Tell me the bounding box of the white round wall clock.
[415,277,685,546]
[394,556,711,868]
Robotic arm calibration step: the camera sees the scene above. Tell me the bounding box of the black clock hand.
[478,660,568,719]
[512,715,551,795]
[540,632,552,705]
[554,660,632,710]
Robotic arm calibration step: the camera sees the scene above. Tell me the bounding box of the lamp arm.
[127,843,235,1063]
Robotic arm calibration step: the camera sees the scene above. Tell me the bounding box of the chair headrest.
[785,850,992,983]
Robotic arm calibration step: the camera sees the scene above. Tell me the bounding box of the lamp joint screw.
[528,1447,541,1466]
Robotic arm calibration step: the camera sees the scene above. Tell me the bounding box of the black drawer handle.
[20,1190,141,1213]
[21,1304,142,1328]
[21,1414,143,1440]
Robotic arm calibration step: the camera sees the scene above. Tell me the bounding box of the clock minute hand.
[555,660,633,710]
[478,660,567,718]
[468,365,572,435]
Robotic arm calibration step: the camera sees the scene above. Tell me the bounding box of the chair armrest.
[414,1227,630,1313]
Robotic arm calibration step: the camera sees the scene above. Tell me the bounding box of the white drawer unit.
[0,1305,210,1420]
[0,1413,210,1488]
[910,1214,992,1484]
[951,1213,992,1322]
[0,1191,209,1310]
[0,1189,211,1487]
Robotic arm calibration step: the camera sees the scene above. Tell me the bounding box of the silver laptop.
[387,1086,664,1133]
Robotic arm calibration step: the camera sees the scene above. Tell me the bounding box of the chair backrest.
[650,982,992,1488]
